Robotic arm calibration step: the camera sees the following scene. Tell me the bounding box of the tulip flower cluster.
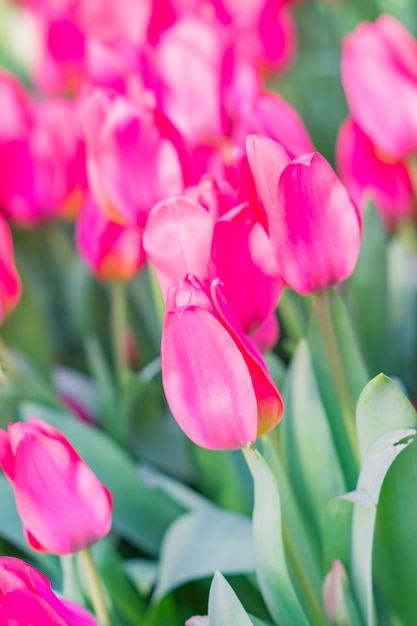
[1,1,417,626]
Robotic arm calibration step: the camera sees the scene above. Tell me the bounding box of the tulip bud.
[0,215,21,323]
[161,275,283,450]
[0,417,113,555]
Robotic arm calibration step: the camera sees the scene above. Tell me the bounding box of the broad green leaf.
[322,498,353,575]
[308,288,368,489]
[19,403,183,555]
[247,448,309,626]
[282,340,346,538]
[208,571,253,626]
[125,559,158,597]
[345,203,389,376]
[262,435,324,625]
[154,508,254,599]
[356,374,417,462]
[345,429,415,626]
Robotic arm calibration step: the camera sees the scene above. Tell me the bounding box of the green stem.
[79,548,111,626]
[241,445,328,626]
[110,281,129,386]
[311,290,359,466]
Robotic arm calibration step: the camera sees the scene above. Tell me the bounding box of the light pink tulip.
[337,118,414,228]
[76,194,145,282]
[161,275,283,449]
[0,417,113,555]
[79,89,185,226]
[0,215,21,324]
[342,15,417,159]
[0,556,97,625]
[247,135,362,294]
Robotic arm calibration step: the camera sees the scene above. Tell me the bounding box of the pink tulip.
[0,215,21,324]
[161,275,283,449]
[0,417,113,555]
[341,15,417,159]
[76,194,145,281]
[336,118,414,228]
[0,556,97,625]
[247,135,362,294]
[79,89,185,226]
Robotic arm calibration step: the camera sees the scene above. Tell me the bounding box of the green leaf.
[18,403,183,555]
[356,374,417,462]
[344,429,415,626]
[322,497,353,575]
[308,288,369,489]
[208,571,253,626]
[154,508,254,599]
[345,203,389,376]
[282,340,346,538]
[247,448,309,626]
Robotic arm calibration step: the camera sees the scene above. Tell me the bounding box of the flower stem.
[79,548,111,626]
[110,281,129,386]
[311,290,359,466]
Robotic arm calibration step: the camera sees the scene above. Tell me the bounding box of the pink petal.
[143,196,215,298]
[13,432,112,554]
[161,302,258,450]
[272,152,362,294]
[245,134,290,225]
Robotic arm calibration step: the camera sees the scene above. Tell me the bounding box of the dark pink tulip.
[247,135,362,295]
[0,556,97,625]
[76,194,145,282]
[211,203,282,337]
[79,90,185,226]
[337,118,414,228]
[342,15,417,159]
[0,215,21,324]
[0,417,113,555]
[161,275,283,450]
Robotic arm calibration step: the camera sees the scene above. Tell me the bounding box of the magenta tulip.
[0,556,97,625]
[76,194,145,282]
[341,15,417,159]
[0,417,113,555]
[337,118,414,228]
[161,275,283,450]
[0,214,21,323]
[247,135,362,295]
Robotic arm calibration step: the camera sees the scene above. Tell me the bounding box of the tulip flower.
[0,556,97,625]
[341,15,417,160]
[336,118,414,228]
[76,194,145,281]
[0,214,21,323]
[246,135,362,295]
[161,275,283,449]
[0,417,113,555]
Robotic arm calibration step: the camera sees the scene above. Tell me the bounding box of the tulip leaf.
[345,202,389,376]
[386,237,417,395]
[322,497,353,575]
[247,448,309,626]
[345,428,415,626]
[355,374,417,625]
[308,287,368,489]
[208,571,254,626]
[282,340,346,539]
[154,507,254,600]
[18,403,184,555]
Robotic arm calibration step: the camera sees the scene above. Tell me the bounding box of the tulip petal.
[13,432,112,554]
[162,306,258,449]
[272,152,362,294]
